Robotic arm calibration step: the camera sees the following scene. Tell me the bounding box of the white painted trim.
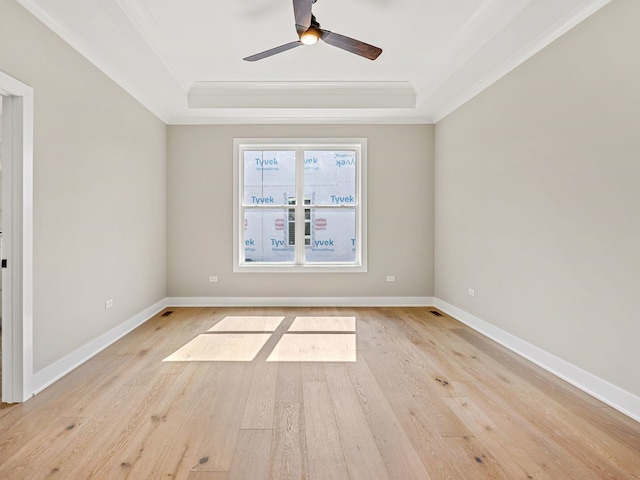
[31,299,168,396]
[434,298,640,423]
[190,81,415,95]
[0,70,34,404]
[24,295,640,423]
[414,0,533,106]
[169,116,434,126]
[188,82,416,109]
[14,0,609,124]
[166,297,434,307]
[15,0,177,123]
[233,138,368,273]
[430,0,611,122]
[112,0,192,91]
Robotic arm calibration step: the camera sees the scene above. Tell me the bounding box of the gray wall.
[434,0,640,397]
[168,124,434,299]
[0,0,168,372]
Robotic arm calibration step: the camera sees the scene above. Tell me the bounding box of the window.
[233,138,367,272]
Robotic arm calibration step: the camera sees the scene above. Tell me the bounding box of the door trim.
[1,70,34,403]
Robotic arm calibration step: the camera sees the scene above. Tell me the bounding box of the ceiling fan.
[243,0,382,62]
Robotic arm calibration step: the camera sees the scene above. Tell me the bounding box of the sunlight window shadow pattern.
[208,315,285,332]
[288,316,356,332]
[267,334,357,362]
[163,333,271,362]
[162,316,357,363]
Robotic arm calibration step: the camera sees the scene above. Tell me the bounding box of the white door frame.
[1,69,34,403]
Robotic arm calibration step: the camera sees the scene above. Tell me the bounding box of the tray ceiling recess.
[16,0,611,124]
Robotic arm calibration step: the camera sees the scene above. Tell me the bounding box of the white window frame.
[233,138,367,273]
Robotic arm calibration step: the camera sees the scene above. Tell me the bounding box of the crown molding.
[188,81,416,109]
[422,0,612,122]
[15,0,182,123]
[169,115,434,125]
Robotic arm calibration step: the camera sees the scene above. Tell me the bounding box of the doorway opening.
[0,69,34,404]
[0,97,3,401]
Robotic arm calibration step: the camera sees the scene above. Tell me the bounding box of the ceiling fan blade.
[293,0,313,33]
[243,41,303,62]
[319,30,382,60]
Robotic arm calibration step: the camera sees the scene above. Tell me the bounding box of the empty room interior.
[1,0,639,478]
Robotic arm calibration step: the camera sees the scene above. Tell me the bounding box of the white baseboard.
[30,298,168,396]
[25,296,424,397]
[28,295,640,424]
[166,296,435,307]
[434,298,640,423]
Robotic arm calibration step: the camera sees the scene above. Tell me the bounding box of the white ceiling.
[17,0,609,124]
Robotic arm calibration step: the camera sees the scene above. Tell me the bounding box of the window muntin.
[234,139,367,272]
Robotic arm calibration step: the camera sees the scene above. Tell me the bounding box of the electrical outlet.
[209,276,218,283]
[105,299,113,309]
[468,288,475,297]
[386,276,396,282]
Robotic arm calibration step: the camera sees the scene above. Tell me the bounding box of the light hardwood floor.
[0,307,639,479]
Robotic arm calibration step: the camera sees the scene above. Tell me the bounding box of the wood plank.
[269,403,308,480]
[442,396,558,480]
[301,363,326,382]
[444,436,512,480]
[241,361,278,429]
[357,319,473,438]
[275,363,303,403]
[302,382,349,480]
[228,429,272,480]
[344,359,433,480]
[324,366,391,480]
[187,472,229,480]
[0,416,87,477]
[191,362,257,473]
[71,366,205,479]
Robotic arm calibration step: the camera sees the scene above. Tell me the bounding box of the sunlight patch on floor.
[208,316,285,332]
[288,316,356,332]
[267,334,357,362]
[163,316,357,363]
[163,333,272,362]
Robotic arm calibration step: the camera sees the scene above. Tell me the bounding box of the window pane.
[244,209,295,263]
[243,150,296,205]
[305,208,356,263]
[304,150,356,206]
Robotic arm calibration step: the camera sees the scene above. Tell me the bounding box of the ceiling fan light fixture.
[300,28,320,45]
[243,0,382,61]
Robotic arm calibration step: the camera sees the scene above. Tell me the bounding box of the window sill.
[233,263,368,273]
